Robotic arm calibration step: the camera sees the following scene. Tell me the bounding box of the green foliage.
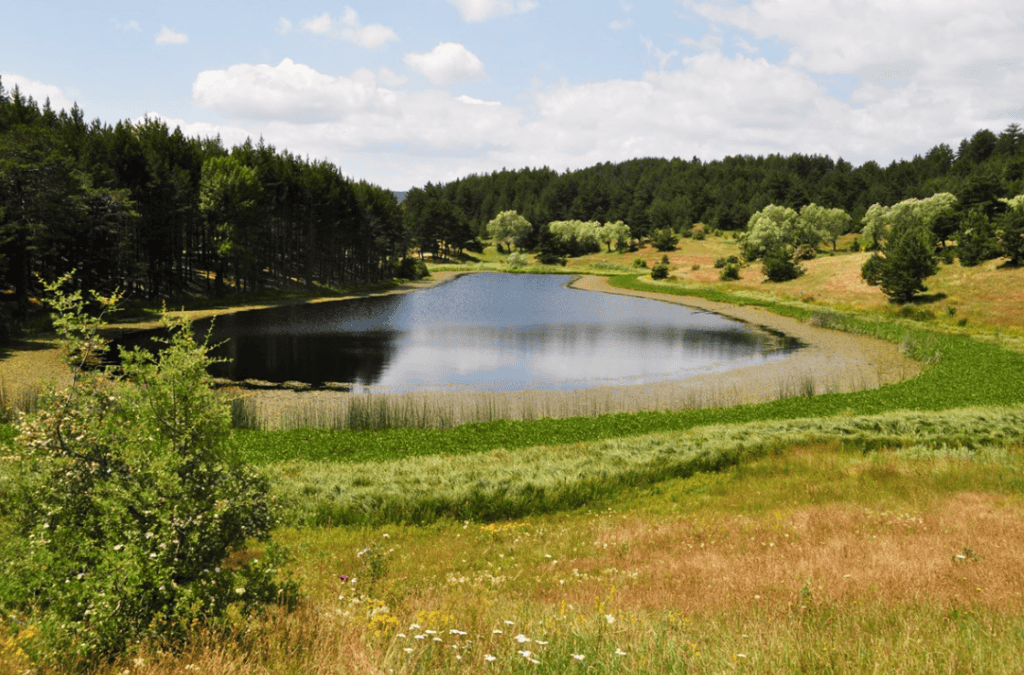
[505,251,529,268]
[0,275,296,667]
[719,263,740,280]
[395,256,429,280]
[761,245,803,282]
[200,155,263,292]
[956,208,1000,266]
[650,228,678,251]
[860,253,885,285]
[632,257,648,269]
[863,209,938,303]
[999,202,1024,265]
[650,263,669,280]
[485,210,531,251]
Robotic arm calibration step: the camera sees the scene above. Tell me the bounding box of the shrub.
[861,253,886,285]
[505,251,529,268]
[650,263,669,280]
[650,228,678,251]
[999,206,1024,266]
[0,275,297,667]
[719,263,741,281]
[761,246,803,282]
[714,257,727,269]
[632,257,648,269]
[395,257,429,280]
[536,251,567,266]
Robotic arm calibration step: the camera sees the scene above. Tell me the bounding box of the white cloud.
[0,73,75,112]
[404,43,487,84]
[155,26,188,45]
[447,0,537,22]
[688,0,1022,75]
[300,9,398,49]
[113,19,140,32]
[189,58,519,153]
[277,18,292,35]
[193,59,395,120]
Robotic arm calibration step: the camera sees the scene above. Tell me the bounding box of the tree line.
[0,78,405,331]
[402,124,1024,252]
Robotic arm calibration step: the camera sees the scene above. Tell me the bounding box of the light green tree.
[597,220,631,251]
[737,204,801,261]
[860,193,958,250]
[486,210,531,251]
[799,203,851,251]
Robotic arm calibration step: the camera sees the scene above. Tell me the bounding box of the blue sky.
[3,1,1023,191]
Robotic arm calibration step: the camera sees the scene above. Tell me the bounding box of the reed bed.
[227,367,876,432]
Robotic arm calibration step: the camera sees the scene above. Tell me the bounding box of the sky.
[2,0,1023,191]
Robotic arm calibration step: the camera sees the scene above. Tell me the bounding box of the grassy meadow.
[3,235,1024,673]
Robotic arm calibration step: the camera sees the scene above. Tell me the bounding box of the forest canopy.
[3,74,1024,319]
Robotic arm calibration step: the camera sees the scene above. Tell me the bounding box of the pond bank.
[1,271,920,427]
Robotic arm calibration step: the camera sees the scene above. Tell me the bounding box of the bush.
[714,257,727,269]
[395,257,429,280]
[719,263,741,281]
[861,253,886,285]
[632,257,648,269]
[761,246,803,282]
[650,229,678,251]
[0,275,297,667]
[650,263,669,280]
[505,252,529,268]
[537,251,567,266]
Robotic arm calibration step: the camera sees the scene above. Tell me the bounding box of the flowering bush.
[0,275,297,668]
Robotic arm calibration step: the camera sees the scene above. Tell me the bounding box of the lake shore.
[0,271,466,404]
[1,271,920,423]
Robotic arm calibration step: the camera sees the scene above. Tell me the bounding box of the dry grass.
[35,440,1024,675]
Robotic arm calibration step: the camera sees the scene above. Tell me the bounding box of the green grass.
[265,406,1024,526]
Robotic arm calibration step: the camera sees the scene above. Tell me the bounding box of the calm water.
[196,273,802,392]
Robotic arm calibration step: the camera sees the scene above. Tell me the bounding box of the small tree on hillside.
[486,210,531,251]
[869,210,938,303]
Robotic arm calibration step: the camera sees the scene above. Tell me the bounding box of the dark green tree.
[872,210,938,303]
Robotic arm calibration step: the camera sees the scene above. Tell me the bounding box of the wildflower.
[409,623,421,630]
[235,587,245,595]
[338,574,350,582]
[493,629,503,634]
[615,648,627,656]
[535,640,549,645]
[403,647,413,654]
[518,650,533,658]
[113,544,123,551]
[605,613,615,624]
[397,633,407,638]
[572,654,585,661]
[414,635,425,640]
[515,634,531,643]
[737,653,747,658]
[484,654,497,662]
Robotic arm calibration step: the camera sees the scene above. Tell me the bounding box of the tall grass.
[226,366,865,432]
[0,379,41,423]
[264,406,1024,526]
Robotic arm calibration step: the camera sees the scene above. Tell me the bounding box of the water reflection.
[195,273,802,392]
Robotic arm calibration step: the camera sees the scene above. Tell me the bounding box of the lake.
[196,273,802,392]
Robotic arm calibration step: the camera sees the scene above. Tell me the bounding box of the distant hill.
[392,191,409,204]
